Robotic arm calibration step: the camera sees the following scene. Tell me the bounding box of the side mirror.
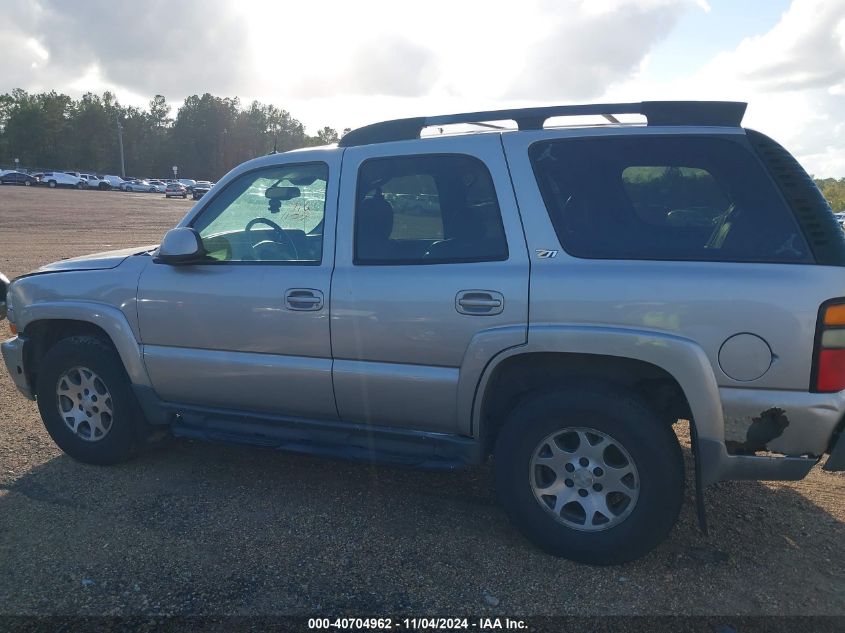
[156,227,206,264]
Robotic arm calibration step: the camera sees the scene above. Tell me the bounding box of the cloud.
[730,0,845,91]
[0,0,254,98]
[290,36,438,98]
[507,0,698,100]
[687,0,845,176]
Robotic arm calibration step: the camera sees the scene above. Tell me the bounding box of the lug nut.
[565,463,575,473]
[579,457,589,467]
[593,467,604,477]
[578,489,588,497]
[565,479,574,487]
[593,483,603,492]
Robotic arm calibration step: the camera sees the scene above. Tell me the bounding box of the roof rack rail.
[339,100,747,148]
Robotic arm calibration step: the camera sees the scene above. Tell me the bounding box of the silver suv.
[2,101,843,564]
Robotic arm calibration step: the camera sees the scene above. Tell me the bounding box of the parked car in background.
[0,171,39,186]
[834,212,845,229]
[40,172,85,189]
[103,175,126,190]
[177,178,197,193]
[191,180,213,200]
[165,182,188,198]
[148,180,168,193]
[90,175,111,190]
[122,179,159,193]
[75,174,111,190]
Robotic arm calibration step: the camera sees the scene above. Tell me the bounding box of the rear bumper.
[1,335,33,399]
[701,386,845,484]
[719,386,844,457]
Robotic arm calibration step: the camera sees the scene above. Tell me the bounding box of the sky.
[0,0,843,176]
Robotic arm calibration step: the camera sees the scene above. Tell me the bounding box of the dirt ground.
[0,186,843,618]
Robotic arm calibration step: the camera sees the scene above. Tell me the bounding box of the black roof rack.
[338,100,747,148]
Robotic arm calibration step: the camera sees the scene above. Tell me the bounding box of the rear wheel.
[36,336,146,465]
[48,180,57,188]
[24,180,31,187]
[494,386,684,564]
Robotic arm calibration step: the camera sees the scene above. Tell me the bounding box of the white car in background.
[103,175,126,190]
[178,178,197,192]
[122,179,159,193]
[74,173,112,190]
[148,180,168,193]
[40,172,85,189]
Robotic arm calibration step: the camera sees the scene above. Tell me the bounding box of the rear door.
[331,134,529,434]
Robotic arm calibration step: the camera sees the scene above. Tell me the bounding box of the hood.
[33,245,156,273]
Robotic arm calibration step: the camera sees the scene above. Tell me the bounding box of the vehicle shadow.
[0,427,843,616]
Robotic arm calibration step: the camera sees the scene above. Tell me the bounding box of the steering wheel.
[245,217,299,259]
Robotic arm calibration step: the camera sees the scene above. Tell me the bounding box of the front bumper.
[1,335,33,399]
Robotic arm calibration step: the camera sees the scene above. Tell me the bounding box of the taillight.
[813,301,845,392]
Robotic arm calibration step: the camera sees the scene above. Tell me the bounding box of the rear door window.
[529,136,812,263]
[354,154,508,264]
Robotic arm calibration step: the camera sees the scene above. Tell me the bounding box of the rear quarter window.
[529,135,813,264]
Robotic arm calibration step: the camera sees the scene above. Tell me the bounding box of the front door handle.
[285,288,324,311]
[456,290,504,315]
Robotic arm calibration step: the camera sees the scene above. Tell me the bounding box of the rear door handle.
[456,290,504,315]
[285,288,324,311]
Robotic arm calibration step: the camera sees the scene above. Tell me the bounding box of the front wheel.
[494,386,684,565]
[48,180,57,188]
[36,336,146,465]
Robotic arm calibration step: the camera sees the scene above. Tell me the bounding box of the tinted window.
[529,136,812,263]
[355,154,508,265]
[192,163,327,263]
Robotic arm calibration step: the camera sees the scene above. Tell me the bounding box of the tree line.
[0,90,344,180]
[0,89,842,211]
[816,178,845,212]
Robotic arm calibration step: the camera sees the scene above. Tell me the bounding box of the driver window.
[192,162,328,263]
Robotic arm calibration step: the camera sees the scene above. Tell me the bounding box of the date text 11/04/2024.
[307,617,528,630]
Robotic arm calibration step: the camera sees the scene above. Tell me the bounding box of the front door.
[331,134,529,434]
[137,153,339,420]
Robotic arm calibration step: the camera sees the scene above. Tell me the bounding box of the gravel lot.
[0,186,843,618]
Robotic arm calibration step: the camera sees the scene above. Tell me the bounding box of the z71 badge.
[536,249,558,259]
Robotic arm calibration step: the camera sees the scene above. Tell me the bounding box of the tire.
[182,193,187,199]
[48,180,57,188]
[76,182,84,189]
[24,180,31,187]
[36,335,146,465]
[493,385,684,565]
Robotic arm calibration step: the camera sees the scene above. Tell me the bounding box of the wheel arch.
[19,303,151,389]
[471,326,725,455]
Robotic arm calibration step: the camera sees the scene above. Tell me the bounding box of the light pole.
[116,120,126,178]
[172,165,178,181]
